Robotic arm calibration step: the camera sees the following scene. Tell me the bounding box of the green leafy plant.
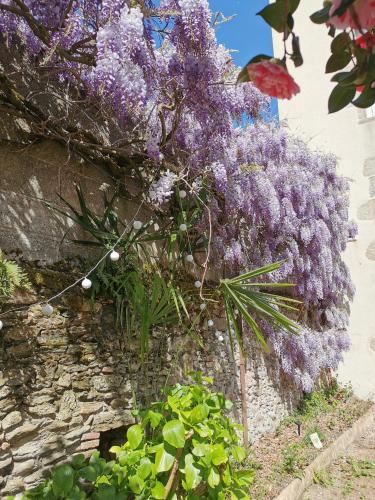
[219,261,300,350]
[0,250,31,302]
[19,374,255,499]
[313,468,333,487]
[281,443,303,474]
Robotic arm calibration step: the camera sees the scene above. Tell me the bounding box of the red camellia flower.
[329,0,375,30]
[247,60,300,100]
[355,32,375,50]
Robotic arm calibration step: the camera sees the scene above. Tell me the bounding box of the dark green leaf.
[257,2,288,33]
[328,84,356,113]
[79,465,97,482]
[310,5,330,24]
[128,474,145,494]
[326,52,351,73]
[331,32,351,54]
[352,86,375,108]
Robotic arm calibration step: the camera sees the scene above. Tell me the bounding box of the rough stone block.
[12,459,36,476]
[81,432,100,441]
[29,403,56,417]
[1,410,22,431]
[78,439,99,451]
[79,402,104,416]
[6,423,38,443]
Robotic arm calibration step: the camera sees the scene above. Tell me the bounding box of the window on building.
[365,104,375,119]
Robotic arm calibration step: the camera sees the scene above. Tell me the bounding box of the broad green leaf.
[192,443,208,457]
[208,467,220,488]
[328,84,356,113]
[233,470,255,486]
[231,446,247,463]
[155,445,175,473]
[96,485,118,500]
[230,489,250,500]
[151,481,166,499]
[79,465,97,482]
[257,2,289,33]
[108,446,122,455]
[127,424,143,450]
[71,454,86,468]
[189,403,209,424]
[52,464,74,496]
[162,419,185,448]
[138,458,152,480]
[147,410,163,429]
[128,474,145,494]
[211,444,228,466]
[182,454,202,491]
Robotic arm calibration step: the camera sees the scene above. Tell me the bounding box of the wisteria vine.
[0,0,356,391]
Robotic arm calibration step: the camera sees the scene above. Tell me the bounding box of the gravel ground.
[302,425,375,499]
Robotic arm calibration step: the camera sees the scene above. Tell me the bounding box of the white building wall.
[272,1,375,399]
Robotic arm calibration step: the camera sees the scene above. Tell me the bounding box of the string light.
[179,190,187,199]
[199,303,206,311]
[207,319,214,327]
[42,304,54,316]
[153,223,160,231]
[179,223,187,231]
[194,280,201,288]
[185,254,194,263]
[110,250,120,262]
[133,220,142,230]
[81,278,92,290]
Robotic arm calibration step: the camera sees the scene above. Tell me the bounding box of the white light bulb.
[207,320,214,328]
[200,303,206,311]
[133,220,142,230]
[82,278,92,289]
[194,280,201,288]
[185,254,194,263]
[179,190,187,199]
[0,320,3,330]
[42,303,53,316]
[218,335,224,342]
[179,223,187,231]
[215,330,221,338]
[154,223,160,231]
[110,250,120,262]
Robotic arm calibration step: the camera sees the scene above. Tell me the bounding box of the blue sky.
[209,0,278,115]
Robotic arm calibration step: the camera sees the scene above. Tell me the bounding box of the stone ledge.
[275,404,375,500]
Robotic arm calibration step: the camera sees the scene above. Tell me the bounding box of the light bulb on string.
[82,277,92,289]
[110,250,120,262]
[42,303,53,316]
[207,319,214,327]
[199,303,206,311]
[179,223,187,232]
[185,254,194,263]
[0,320,3,330]
[179,190,187,199]
[194,280,201,288]
[133,220,142,230]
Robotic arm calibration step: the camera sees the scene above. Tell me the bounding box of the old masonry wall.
[0,140,301,496]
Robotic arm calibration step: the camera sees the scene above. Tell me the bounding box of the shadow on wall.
[358,156,375,260]
[0,140,148,264]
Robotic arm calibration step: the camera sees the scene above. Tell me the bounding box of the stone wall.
[0,139,301,496]
[0,281,300,496]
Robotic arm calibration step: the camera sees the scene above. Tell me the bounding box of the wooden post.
[239,348,249,447]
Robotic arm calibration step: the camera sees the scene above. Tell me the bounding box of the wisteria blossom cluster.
[0,0,356,391]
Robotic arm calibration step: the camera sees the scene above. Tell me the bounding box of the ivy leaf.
[52,465,74,496]
[128,474,145,494]
[208,467,220,488]
[162,420,186,448]
[155,445,175,473]
[138,458,152,480]
[71,454,86,468]
[147,410,163,429]
[95,485,117,500]
[151,481,166,499]
[326,52,351,73]
[233,470,255,486]
[328,84,356,113]
[127,424,143,450]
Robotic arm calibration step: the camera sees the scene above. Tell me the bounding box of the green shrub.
[0,250,31,302]
[17,374,254,499]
